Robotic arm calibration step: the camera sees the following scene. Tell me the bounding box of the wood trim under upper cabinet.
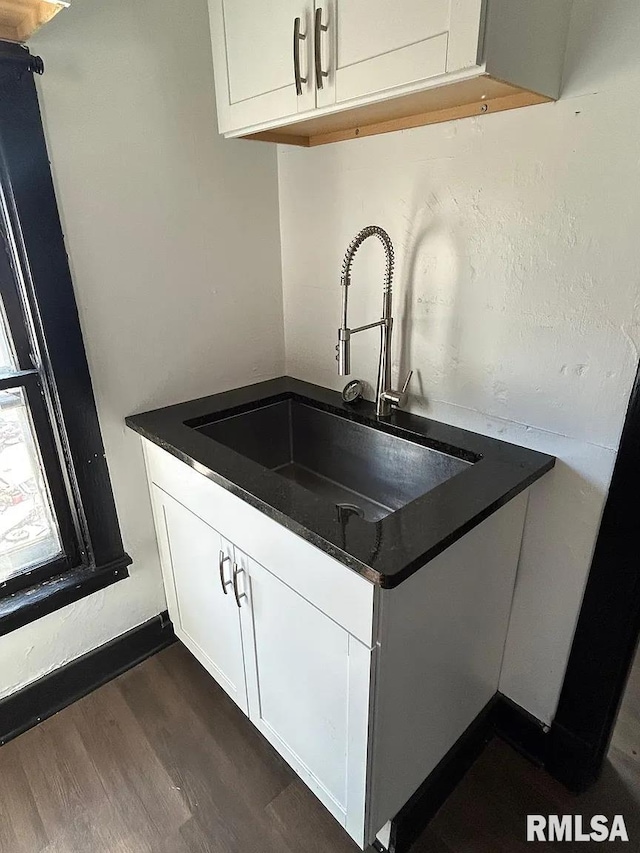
[245,75,551,148]
[0,0,68,42]
[244,130,311,148]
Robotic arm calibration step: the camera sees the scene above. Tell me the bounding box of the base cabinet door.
[150,486,248,714]
[235,548,373,846]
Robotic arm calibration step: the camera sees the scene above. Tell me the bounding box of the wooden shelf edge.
[243,130,311,148]
[309,89,551,146]
[242,83,553,149]
[0,0,69,44]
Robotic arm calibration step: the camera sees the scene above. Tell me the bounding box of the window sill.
[0,556,131,636]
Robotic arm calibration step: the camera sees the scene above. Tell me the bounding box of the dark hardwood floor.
[1,642,639,852]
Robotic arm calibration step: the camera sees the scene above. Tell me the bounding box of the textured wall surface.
[0,0,284,699]
[279,0,640,723]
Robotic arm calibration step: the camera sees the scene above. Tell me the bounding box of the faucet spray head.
[337,270,351,376]
[337,328,351,376]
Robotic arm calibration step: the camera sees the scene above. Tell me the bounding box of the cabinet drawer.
[143,440,375,647]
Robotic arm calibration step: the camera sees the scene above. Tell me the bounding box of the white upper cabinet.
[209,0,315,133]
[208,0,573,146]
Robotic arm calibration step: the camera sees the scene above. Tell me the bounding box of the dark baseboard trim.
[546,721,598,793]
[0,610,175,745]
[492,692,549,766]
[387,693,549,853]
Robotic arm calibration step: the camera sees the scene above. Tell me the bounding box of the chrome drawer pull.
[293,16,307,96]
[232,562,247,608]
[314,7,328,90]
[218,549,232,594]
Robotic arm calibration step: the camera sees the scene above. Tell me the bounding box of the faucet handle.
[401,369,413,395]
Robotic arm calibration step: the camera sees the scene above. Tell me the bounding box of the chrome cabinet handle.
[314,7,328,90]
[218,549,232,594]
[293,16,307,96]
[232,562,247,608]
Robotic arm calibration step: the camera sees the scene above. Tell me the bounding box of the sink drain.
[336,502,365,520]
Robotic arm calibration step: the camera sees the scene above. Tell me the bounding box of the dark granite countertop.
[126,377,554,588]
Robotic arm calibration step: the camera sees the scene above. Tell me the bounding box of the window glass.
[0,301,17,376]
[0,387,62,582]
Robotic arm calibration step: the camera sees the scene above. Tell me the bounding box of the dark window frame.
[0,42,130,635]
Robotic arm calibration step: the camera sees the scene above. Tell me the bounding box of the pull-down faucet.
[337,225,412,418]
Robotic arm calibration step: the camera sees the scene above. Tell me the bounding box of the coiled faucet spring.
[340,225,395,295]
[337,225,412,418]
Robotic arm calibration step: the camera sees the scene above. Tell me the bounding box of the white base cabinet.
[146,444,372,841]
[142,439,529,848]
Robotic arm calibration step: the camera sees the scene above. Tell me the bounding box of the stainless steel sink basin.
[193,398,474,522]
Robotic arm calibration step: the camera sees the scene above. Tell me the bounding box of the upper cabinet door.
[152,487,248,714]
[209,0,316,133]
[327,0,483,104]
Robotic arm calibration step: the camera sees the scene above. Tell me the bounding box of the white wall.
[5,0,637,729]
[278,0,640,724]
[0,0,284,699]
